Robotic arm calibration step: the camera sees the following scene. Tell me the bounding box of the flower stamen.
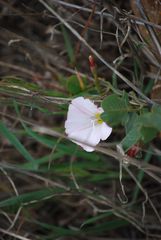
[95,113,103,124]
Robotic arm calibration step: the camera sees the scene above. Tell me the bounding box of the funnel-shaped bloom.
[65,97,112,152]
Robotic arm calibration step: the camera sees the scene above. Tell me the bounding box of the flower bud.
[127,144,140,158]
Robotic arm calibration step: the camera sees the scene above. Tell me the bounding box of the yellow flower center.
[95,113,103,124]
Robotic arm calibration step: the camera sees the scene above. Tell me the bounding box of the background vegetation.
[0,0,161,239]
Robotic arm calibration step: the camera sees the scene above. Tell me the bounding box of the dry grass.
[0,0,161,239]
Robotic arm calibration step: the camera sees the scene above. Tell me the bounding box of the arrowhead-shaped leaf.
[101,94,130,126]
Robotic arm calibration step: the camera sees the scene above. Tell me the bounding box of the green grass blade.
[0,187,66,208]
[0,121,37,169]
[132,147,152,204]
[81,211,113,228]
[61,25,75,64]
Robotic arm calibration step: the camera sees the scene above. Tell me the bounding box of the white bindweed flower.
[65,97,112,152]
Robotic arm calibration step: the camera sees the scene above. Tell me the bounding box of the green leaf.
[141,127,157,143]
[0,121,37,169]
[152,105,161,114]
[67,75,86,95]
[121,109,161,151]
[101,94,130,126]
[124,112,139,134]
[139,112,161,131]
[67,75,82,94]
[121,126,141,151]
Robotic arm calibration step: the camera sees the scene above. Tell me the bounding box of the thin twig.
[49,0,161,31]
[136,0,161,58]
[0,227,32,240]
[39,0,156,106]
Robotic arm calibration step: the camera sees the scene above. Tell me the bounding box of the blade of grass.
[32,220,80,238]
[0,121,37,170]
[0,187,66,208]
[22,152,65,169]
[84,219,129,234]
[81,211,113,228]
[132,147,152,204]
[61,25,75,64]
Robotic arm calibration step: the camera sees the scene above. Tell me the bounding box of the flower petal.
[98,107,104,114]
[68,126,93,149]
[100,122,112,140]
[67,122,112,152]
[65,120,91,135]
[72,97,98,116]
[66,104,90,123]
[68,125,102,152]
[80,144,95,152]
[86,125,101,146]
[65,96,112,152]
